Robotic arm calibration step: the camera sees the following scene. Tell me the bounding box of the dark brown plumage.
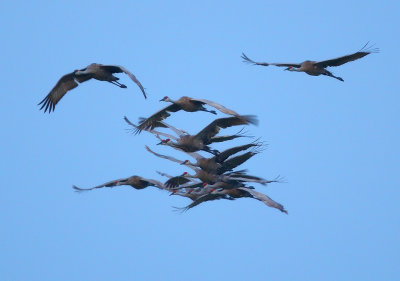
[134,96,240,134]
[72,176,162,192]
[242,43,379,81]
[39,63,146,113]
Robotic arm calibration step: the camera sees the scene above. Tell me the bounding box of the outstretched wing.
[174,192,231,212]
[164,176,192,188]
[124,116,178,140]
[133,104,181,134]
[72,177,129,192]
[217,152,257,174]
[145,145,197,172]
[138,177,167,190]
[241,53,301,68]
[38,72,91,113]
[214,143,260,163]
[101,65,147,99]
[240,188,288,214]
[195,115,258,142]
[315,43,379,68]
[189,98,239,116]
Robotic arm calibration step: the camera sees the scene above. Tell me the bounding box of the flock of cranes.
[39,44,377,213]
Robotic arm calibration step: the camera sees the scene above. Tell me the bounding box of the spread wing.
[240,188,288,214]
[214,143,259,163]
[72,177,129,192]
[164,176,192,188]
[124,116,178,140]
[217,152,257,174]
[101,65,147,99]
[195,115,258,142]
[174,192,231,212]
[145,145,197,172]
[315,43,379,68]
[133,104,181,134]
[139,177,167,190]
[242,53,301,68]
[38,72,91,113]
[189,98,239,116]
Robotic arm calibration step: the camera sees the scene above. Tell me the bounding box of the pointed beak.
[180,162,185,165]
[284,67,290,71]
[159,98,164,102]
[156,141,163,145]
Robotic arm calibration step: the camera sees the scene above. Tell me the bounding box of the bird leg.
[201,108,217,115]
[323,70,344,82]
[109,80,127,88]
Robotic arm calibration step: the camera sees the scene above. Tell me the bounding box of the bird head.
[284,66,294,71]
[157,138,170,145]
[180,160,190,165]
[169,189,178,196]
[159,96,169,102]
[181,172,189,177]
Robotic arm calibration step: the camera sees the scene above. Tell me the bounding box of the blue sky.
[1,1,399,280]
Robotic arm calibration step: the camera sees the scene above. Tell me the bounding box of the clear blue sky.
[1,1,399,280]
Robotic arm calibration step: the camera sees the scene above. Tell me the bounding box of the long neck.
[75,68,89,75]
[165,97,176,104]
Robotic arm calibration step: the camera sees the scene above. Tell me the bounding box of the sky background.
[1,1,399,280]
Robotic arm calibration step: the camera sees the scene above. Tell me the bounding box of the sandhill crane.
[134,96,240,134]
[163,168,279,188]
[38,63,147,113]
[182,149,261,174]
[242,43,378,81]
[145,142,261,174]
[156,115,258,155]
[174,183,287,213]
[124,117,250,156]
[72,175,164,192]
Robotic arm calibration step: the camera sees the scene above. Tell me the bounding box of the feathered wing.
[164,176,192,188]
[315,43,379,68]
[157,121,188,138]
[139,177,167,190]
[241,53,270,66]
[134,104,181,134]
[189,98,239,116]
[101,65,147,99]
[241,188,288,214]
[208,134,246,144]
[214,143,259,163]
[217,152,257,174]
[195,115,258,142]
[242,52,302,68]
[38,72,91,113]
[124,116,178,140]
[72,177,129,192]
[145,145,197,172]
[174,192,231,212]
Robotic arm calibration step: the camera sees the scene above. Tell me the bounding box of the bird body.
[242,43,378,81]
[39,63,146,113]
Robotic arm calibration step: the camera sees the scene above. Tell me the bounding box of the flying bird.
[156,116,258,155]
[134,96,240,134]
[242,43,379,81]
[72,175,163,192]
[174,183,287,213]
[39,63,147,113]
